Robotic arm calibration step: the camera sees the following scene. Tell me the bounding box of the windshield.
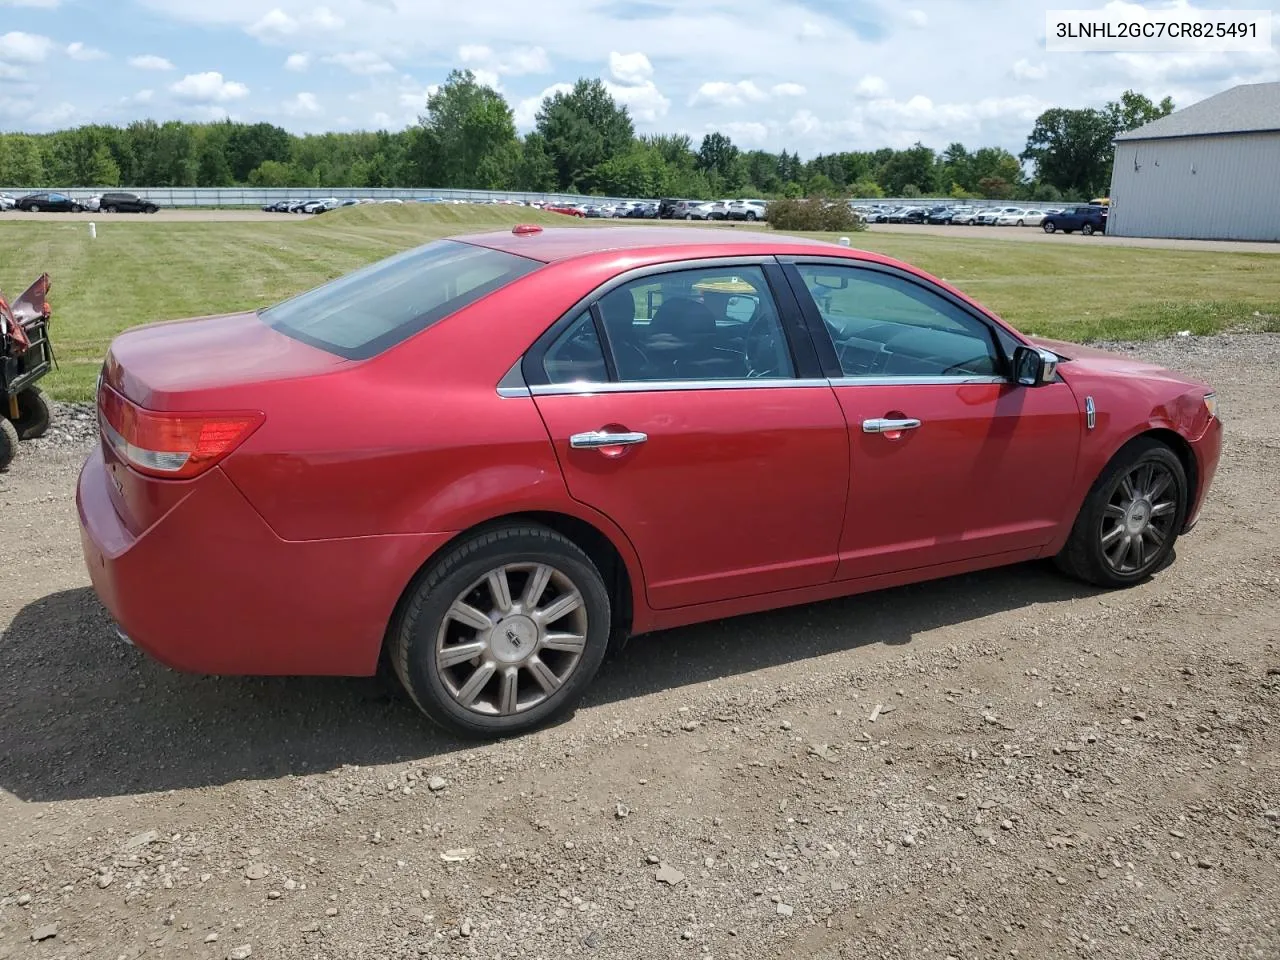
[259,240,540,360]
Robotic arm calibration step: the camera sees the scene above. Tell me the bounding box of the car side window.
[543,311,608,385]
[595,265,795,382]
[795,264,1000,378]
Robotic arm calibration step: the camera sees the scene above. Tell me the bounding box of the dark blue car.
[1042,205,1107,235]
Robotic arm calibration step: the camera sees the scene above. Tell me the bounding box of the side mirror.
[1012,345,1059,386]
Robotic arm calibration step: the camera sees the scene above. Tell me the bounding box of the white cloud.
[247,5,343,39]
[690,80,767,107]
[43,101,74,124]
[459,44,551,76]
[308,6,343,30]
[285,52,311,71]
[247,8,297,38]
[609,51,652,86]
[323,50,393,75]
[854,75,888,98]
[514,81,573,128]
[66,42,108,61]
[134,89,154,103]
[0,62,25,80]
[129,54,174,70]
[284,91,321,115]
[605,78,669,123]
[170,71,249,103]
[771,82,806,97]
[907,9,928,27]
[0,31,53,63]
[798,21,823,40]
[1012,59,1048,81]
[787,109,821,137]
[372,111,393,127]
[470,68,502,90]
[398,83,439,112]
[718,121,769,146]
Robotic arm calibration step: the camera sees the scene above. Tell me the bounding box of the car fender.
[1041,370,1212,555]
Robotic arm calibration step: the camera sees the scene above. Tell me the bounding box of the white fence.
[0,186,1085,210]
[0,186,645,208]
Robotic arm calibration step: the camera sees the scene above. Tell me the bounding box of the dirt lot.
[1,334,1277,960]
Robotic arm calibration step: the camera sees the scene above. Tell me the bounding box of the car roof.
[455,226,877,265]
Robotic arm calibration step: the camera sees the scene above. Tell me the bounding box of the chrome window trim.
[827,375,1008,387]
[525,374,1010,396]
[529,378,830,396]
[497,359,532,398]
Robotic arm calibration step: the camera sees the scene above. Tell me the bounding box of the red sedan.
[77,226,1222,737]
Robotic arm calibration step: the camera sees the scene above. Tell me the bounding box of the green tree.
[513,133,556,192]
[409,69,519,189]
[850,178,883,198]
[696,132,739,180]
[225,123,293,183]
[0,135,47,185]
[1020,108,1115,198]
[1104,89,1175,134]
[878,143,935,195]
[535,78,635,191]
[85,144,121,185]
[591,144,666,196]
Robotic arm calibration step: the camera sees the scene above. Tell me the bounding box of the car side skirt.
[631,546,1045,636]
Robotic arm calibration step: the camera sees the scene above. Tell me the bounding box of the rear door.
[782,258,1081,580]
[525,258,850,610]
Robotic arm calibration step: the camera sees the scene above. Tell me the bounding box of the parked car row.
[853,202,1107,235]
[656,198,769,222]
[0,191,161,213]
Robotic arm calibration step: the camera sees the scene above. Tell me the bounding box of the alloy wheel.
[1098,461,1178,575]
[435,562,588,717]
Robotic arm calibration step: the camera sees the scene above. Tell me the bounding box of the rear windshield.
[260,240,540,360]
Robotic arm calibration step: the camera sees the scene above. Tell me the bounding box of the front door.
[785,261,1081,580]
[527,262,849,610]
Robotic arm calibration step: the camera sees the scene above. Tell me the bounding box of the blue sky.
[1,0,1277,155]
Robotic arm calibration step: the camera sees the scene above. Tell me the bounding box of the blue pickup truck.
[1042,205,1108,235]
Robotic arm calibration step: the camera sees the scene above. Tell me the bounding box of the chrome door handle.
[570,430,648,449]
[862,418,922,434]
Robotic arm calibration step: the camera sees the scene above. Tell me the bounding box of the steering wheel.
[743,315,783,378]
[614,340,650,378]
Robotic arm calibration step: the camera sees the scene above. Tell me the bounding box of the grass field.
[3,204,1278,401]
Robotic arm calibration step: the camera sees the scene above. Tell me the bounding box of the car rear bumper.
[76,446,452,676]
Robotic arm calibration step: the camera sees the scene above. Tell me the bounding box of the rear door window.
[260,240,540,359]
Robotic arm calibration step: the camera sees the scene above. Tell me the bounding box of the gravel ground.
[1,334,1277,960]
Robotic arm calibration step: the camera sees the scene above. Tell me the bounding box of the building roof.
[1115,82,1280,142]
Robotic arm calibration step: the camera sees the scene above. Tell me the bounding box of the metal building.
[1107,82,1280,242]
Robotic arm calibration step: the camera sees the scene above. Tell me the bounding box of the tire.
[685,213,693,220]
[745,211,757,221]
[390,524,613,738]
[105,205,118,214]
[28,204,40,213]
[1016,220,1024,227]
[0,417,17,471]
[1055,437,1188,588]
[71,205,82,213]
[146,206,158,214]
[1043,221,1055,233]
[1082,224,1095,236]
[10,386,52,440]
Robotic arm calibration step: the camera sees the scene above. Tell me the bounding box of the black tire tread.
[389,523,608,737]
[0,416,18,471]
[12,386,51,440]
[1055,437,1186,587]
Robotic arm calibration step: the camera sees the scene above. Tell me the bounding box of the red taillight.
[98,384,263,480]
